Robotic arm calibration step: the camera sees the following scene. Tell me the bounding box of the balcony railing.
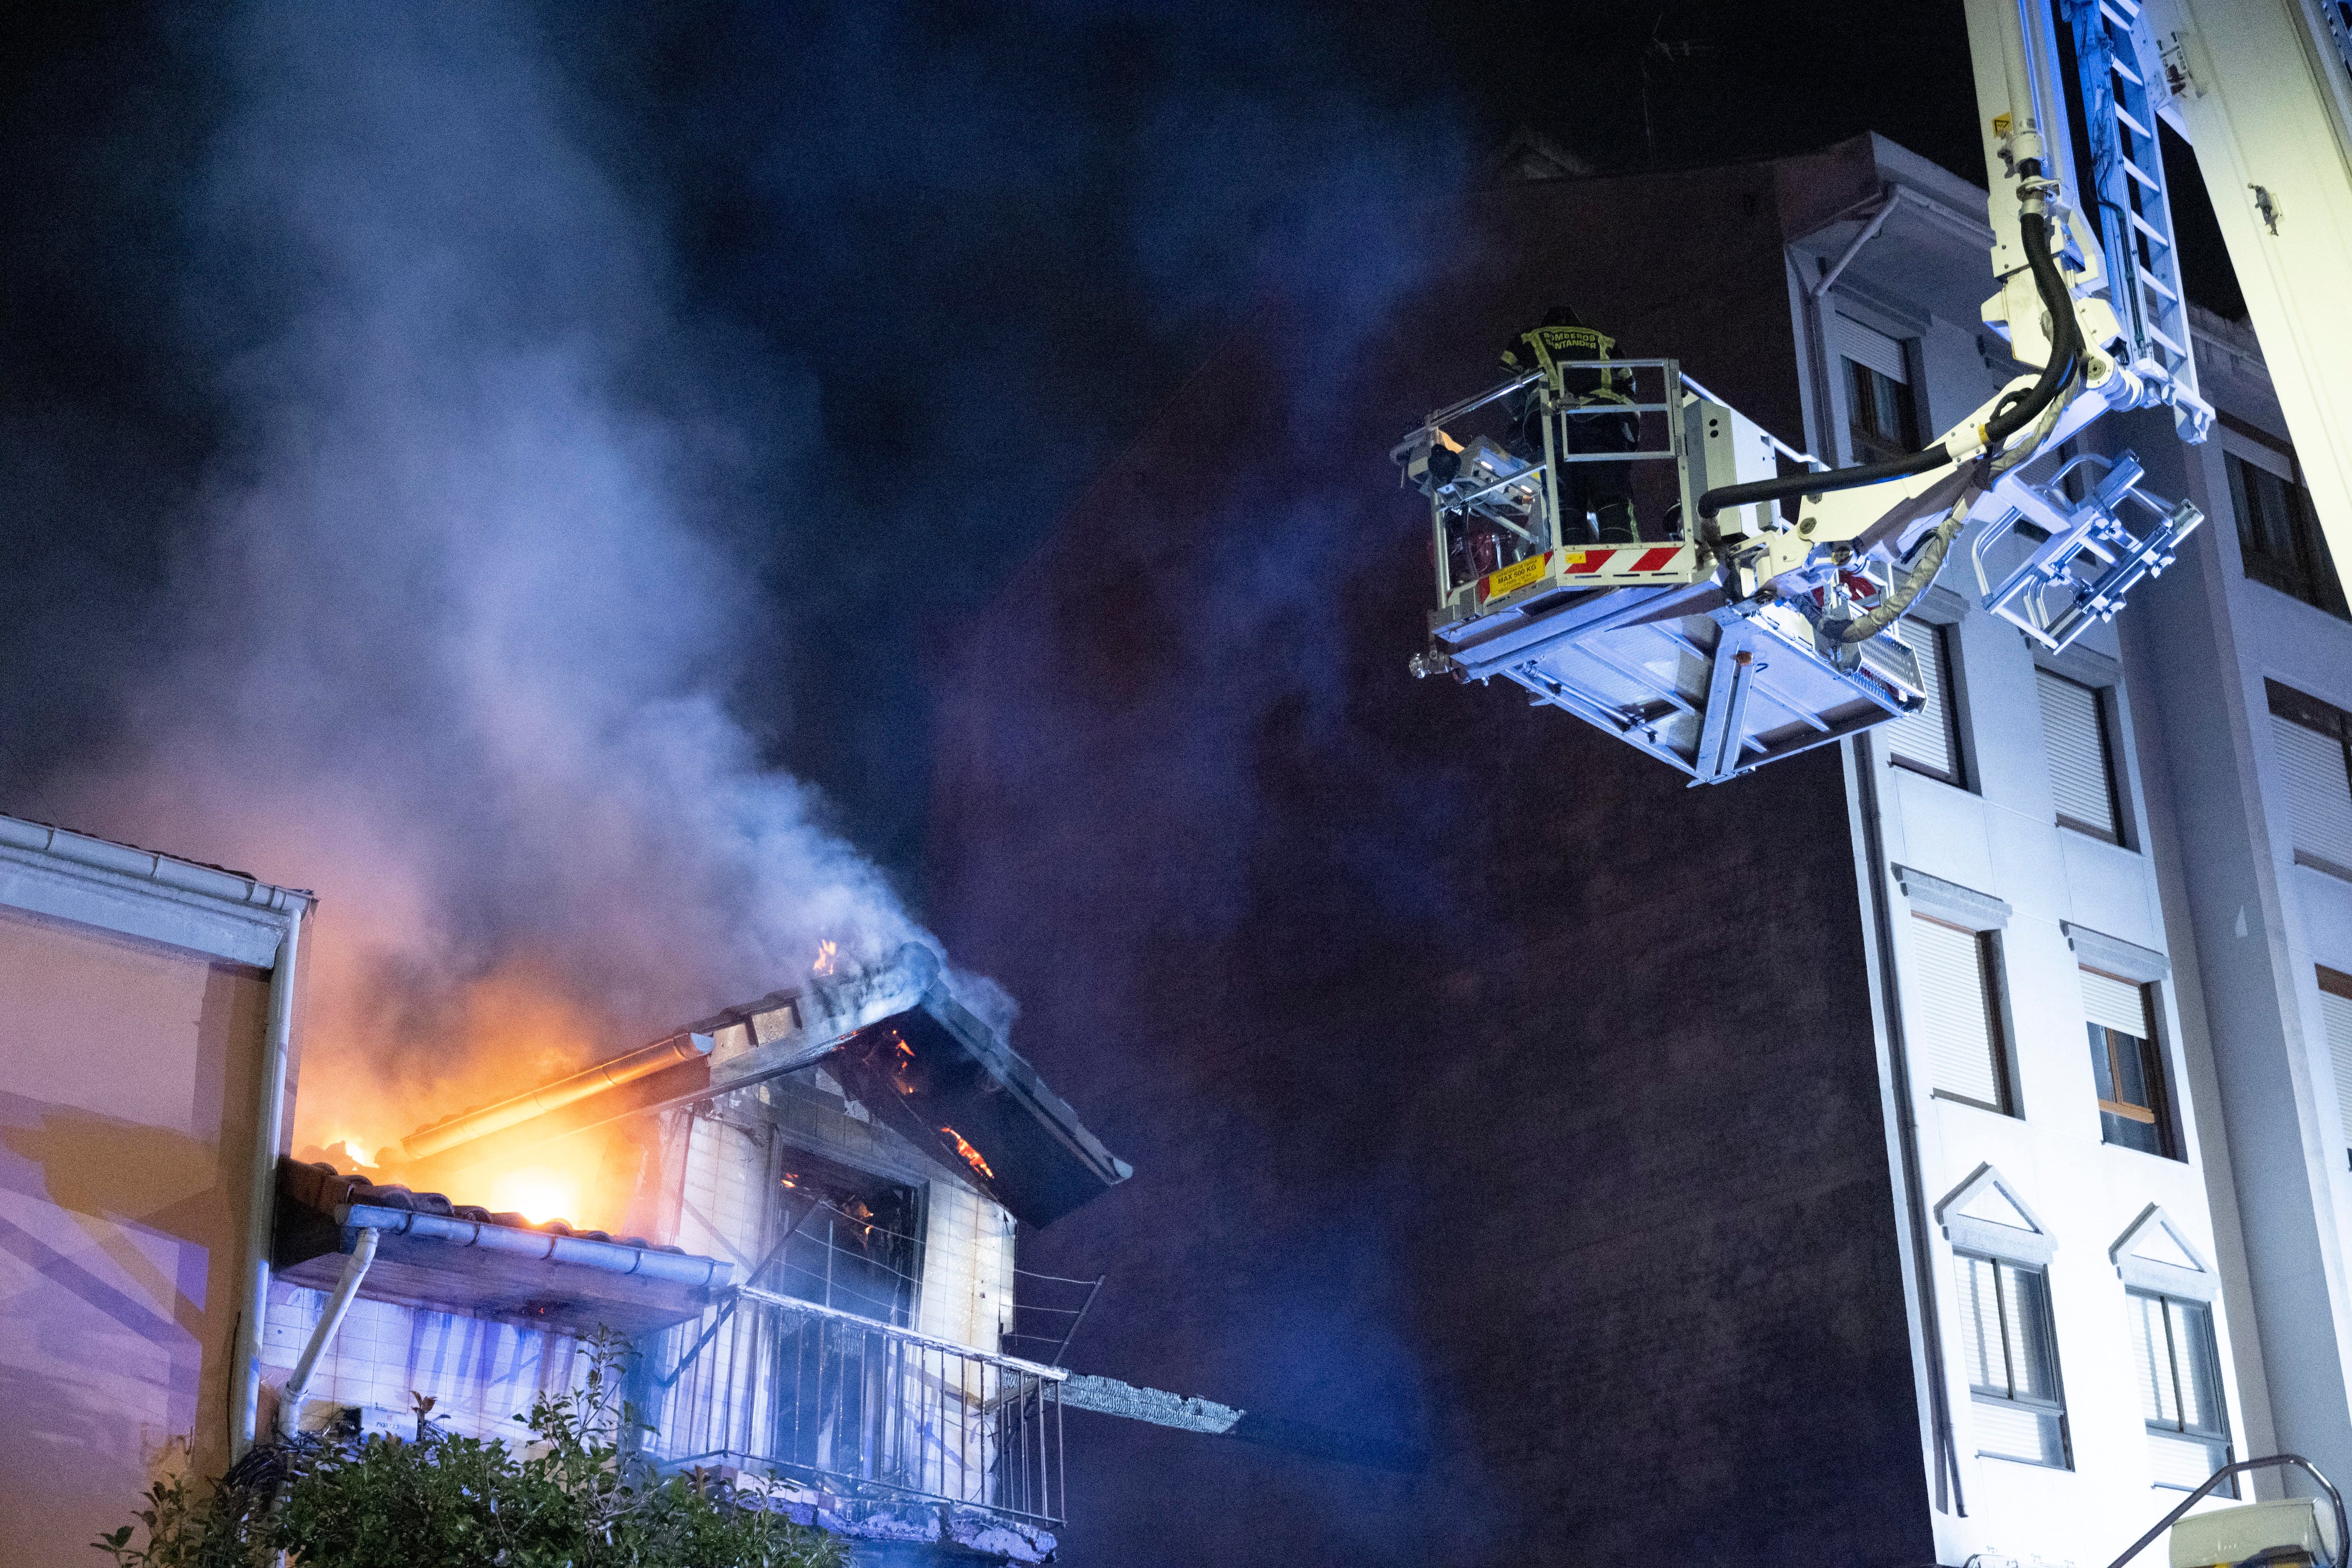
[639,1285,1066,1528]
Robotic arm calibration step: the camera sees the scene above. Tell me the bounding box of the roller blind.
[2038,669,2119,838]
[2320,972,2352,1163]
[2080,968,2149,1038]
[1911,914,2005,1109]
[1887,620,1959,782]
[2274,715,2352,870]
[1836,315,1909,383]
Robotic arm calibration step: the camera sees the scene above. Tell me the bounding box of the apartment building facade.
[1790,131,2352,1564]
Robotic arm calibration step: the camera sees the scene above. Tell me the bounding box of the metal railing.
[641,1286,1067,1527]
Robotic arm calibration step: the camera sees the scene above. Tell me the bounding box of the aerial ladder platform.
[1395,0,2352,787]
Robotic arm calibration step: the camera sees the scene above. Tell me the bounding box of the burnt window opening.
[2082,968,2178,1160]
[2227,446,2347,621]
[763,1151,924,1329]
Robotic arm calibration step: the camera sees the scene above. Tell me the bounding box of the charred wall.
[922,152,1932,1566]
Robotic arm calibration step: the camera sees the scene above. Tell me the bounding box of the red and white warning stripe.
[1476,543,1698,605]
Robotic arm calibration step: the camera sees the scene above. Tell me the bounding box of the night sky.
[0,2,2248,880]
[6,0,2181,882]
[0,8,2252,1547]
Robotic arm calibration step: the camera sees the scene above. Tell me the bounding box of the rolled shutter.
[2320,976,2352,1161]
[1887,620,1957,780]
[2080,968,2150,1039]
[1911,915,2004,1108]
[2274,716,2352,870]
[1836,315,1908,383]
[2038,669,2119,838]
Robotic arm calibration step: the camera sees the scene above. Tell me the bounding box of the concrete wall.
[921,147,1932,1567]
[0,902,273,1559]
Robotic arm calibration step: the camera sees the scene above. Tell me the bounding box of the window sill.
[2057,816,2133,852]
[2097,1137,2186,1165]
[1976,1450,2074,1472]
[2294,849,2352,885]
[1930,1089,2016,1117]
[1889,756,1970,792]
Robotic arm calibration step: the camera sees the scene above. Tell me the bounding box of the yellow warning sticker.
[1488,554,1550,597]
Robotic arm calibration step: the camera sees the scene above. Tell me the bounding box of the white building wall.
[1793,145,2310,1565]
[260,1280,590,1445]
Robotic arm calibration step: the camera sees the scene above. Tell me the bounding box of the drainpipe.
[274,1226,379,1439]
[230,899,310,1458]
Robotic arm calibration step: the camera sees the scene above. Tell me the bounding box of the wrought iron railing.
[640,1286,1066,1527]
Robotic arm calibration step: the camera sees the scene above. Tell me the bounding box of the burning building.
[262,942,1130,1563]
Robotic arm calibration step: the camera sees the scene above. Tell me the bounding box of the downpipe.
[273,1227,380,1439]
[231,900,310,1459]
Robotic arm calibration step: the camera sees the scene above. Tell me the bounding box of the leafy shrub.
[95,1337,842,1568]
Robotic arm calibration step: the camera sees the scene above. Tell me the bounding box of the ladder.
[2062,0,2210,440]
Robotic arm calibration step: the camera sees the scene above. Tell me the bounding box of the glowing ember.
[813,939,840,976]
[940,1125,995,1181]
[484,1166,580,1226]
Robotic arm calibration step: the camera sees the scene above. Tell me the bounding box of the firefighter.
[1501,304,1640,544]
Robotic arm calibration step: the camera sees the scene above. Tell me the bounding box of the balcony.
[638,1287,1066,1562]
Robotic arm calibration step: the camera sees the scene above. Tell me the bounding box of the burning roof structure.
[393,942,1130,1228]
[274,1160,730,1338]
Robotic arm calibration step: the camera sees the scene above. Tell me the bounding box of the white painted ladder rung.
[2136,265,2180,304]
[2110,53,2145,88]
[2115,103,2153,140]
[2121,157,2161,192]
[2129,210,2172,247]
[2101,0,2141,24]
[2145,321,2186,358]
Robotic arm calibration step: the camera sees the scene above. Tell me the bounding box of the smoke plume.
[46,1,927,1158]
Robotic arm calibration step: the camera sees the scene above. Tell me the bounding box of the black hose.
[1697,198,2082,519]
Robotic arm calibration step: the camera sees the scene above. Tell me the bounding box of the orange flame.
[813,939,840,976]
[940,1125,995,1181]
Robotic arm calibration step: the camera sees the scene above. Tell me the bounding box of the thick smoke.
[48,1,928,1154]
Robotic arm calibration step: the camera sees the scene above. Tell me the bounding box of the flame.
[484,1164,584,1226]
[940,1126,995,1181]
[325,1136,377,1169]
[813,939,840,977]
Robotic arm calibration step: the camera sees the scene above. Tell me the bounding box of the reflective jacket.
[1501,322,1633,406]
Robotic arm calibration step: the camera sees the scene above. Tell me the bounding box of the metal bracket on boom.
[1971,450,2204,652]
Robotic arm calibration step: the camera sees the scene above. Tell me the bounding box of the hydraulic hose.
[1697,186,2082,520]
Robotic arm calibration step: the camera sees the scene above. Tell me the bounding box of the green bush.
[95,1337,843,1568]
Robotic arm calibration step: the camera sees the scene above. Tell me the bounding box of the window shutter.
[1911,915,2004,1107]
[2080,968,2149,1039]
[2273,715,2352,870]
[2320,976,2352,1158]
[1887,620,1957,780]
[1836,315,1908,383]
[2038,669,2119,837]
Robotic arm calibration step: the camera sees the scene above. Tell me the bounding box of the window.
[1887,619,1963,786]
[2037,669,2122,842]
[2320,966,2352,1174]
[2082,967,2177,1158]
[2269,681,2352,880]
[771,1154,924,1327]
[1911,914,2013,1113]
[1954,1253,2070,1467]
[2227,440,2347,620]
[1839,316,1920,465]
[2128,1291,2234,1492]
